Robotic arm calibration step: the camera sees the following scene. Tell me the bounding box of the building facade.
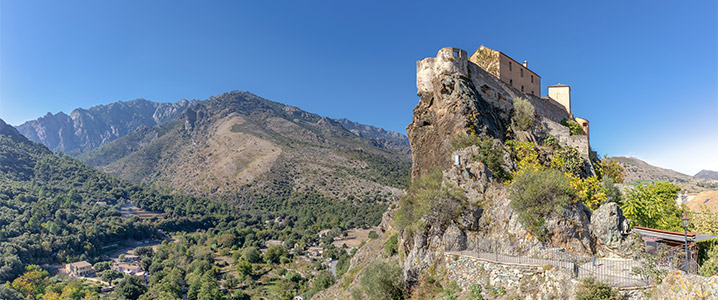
[66,261,93,276]
[469,46,541,97]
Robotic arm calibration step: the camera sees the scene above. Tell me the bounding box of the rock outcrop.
[590,202,642,257]
[400,47,609,285]
[407,47,506,179]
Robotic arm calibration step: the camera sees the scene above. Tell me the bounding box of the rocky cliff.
[400,47,635,287]
[16,98,198,155]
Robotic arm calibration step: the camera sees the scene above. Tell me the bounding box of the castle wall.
[466,62,570,124]
[469,46,541,97]
[498,53,541,97]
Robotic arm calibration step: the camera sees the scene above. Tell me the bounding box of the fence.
[454,241,701,288]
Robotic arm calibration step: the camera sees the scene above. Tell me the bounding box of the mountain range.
[16,99,199,155]
[610,156,718,192]
[18,91,412,203]
[694,169,718,180]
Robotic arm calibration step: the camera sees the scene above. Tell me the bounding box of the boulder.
[590,202,636,256]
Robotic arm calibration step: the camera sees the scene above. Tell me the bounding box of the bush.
[575,278,620,300]
[360,261,405,300]
[394,169,468,233]
[561,119,585,136]
[553,146,583,176]
[510,168,575,241]
[541,135,559,149]
[368,231,379,239]
[598,158,625,184]
[512,98,535,131]
[697,237,718,277]
[242,246,262,263]
[451,134,508,181]
[384,234,398,257]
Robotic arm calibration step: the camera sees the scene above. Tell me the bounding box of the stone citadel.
[417,46,590,139]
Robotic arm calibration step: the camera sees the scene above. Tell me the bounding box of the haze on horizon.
[1,0,716,175]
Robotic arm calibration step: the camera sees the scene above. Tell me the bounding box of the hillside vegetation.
[81,91,411,203]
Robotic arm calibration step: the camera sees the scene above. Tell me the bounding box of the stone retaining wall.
[445,253,578,299]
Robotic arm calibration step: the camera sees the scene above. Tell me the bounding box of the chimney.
[523,60,528,68]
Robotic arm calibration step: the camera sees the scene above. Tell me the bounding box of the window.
[531,91,535,95]
[510,79,513,86]
[453,50,459,57]
[531,75,534,83]
[521,85,524,92]
[520,69,524,77]
[509,62,512,71]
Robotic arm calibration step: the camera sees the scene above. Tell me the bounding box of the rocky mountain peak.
[16,98,198,155]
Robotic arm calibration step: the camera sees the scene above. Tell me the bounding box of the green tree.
[116,275,147,300]
[242,247,261,263]
[197,272,223,300]
[384,234,398,257]
[236,259,252,278]
[512,97,535,131]
[264,245,288,264]
[10,264,49,297]
[359,261,405,300]
[622,182,682,231]
[313,271,334,290]
[368,231,379,239]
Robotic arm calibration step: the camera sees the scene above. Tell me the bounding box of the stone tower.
[548,84,571,117]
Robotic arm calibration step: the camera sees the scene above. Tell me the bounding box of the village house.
[115,263,142,275]
[65,261,93,276]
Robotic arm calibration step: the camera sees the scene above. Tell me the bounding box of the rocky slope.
[610,156,717,192]
[16,98,198,155]
[79,91,412,202]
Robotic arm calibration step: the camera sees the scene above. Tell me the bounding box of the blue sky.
[1,1,716,175]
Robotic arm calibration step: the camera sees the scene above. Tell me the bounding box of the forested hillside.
[0,117,389,298]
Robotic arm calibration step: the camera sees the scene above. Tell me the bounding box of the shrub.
[512,97,535,131]
[561,119,585,136]
[469,284,484,300]
[451,134,508,181]
[575,278,620,300]
[510,168,575,241]
[368,231,379,239]
[450,134,482,152]
[541,135,559,149]
[242,246,262,263]
[598,158,625,184]
[505,140,539,172]
[394,169,468,233]
[360,261,405,300]
[697,237,718,277]
[552,146,583,176]
[384,234,398,257]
